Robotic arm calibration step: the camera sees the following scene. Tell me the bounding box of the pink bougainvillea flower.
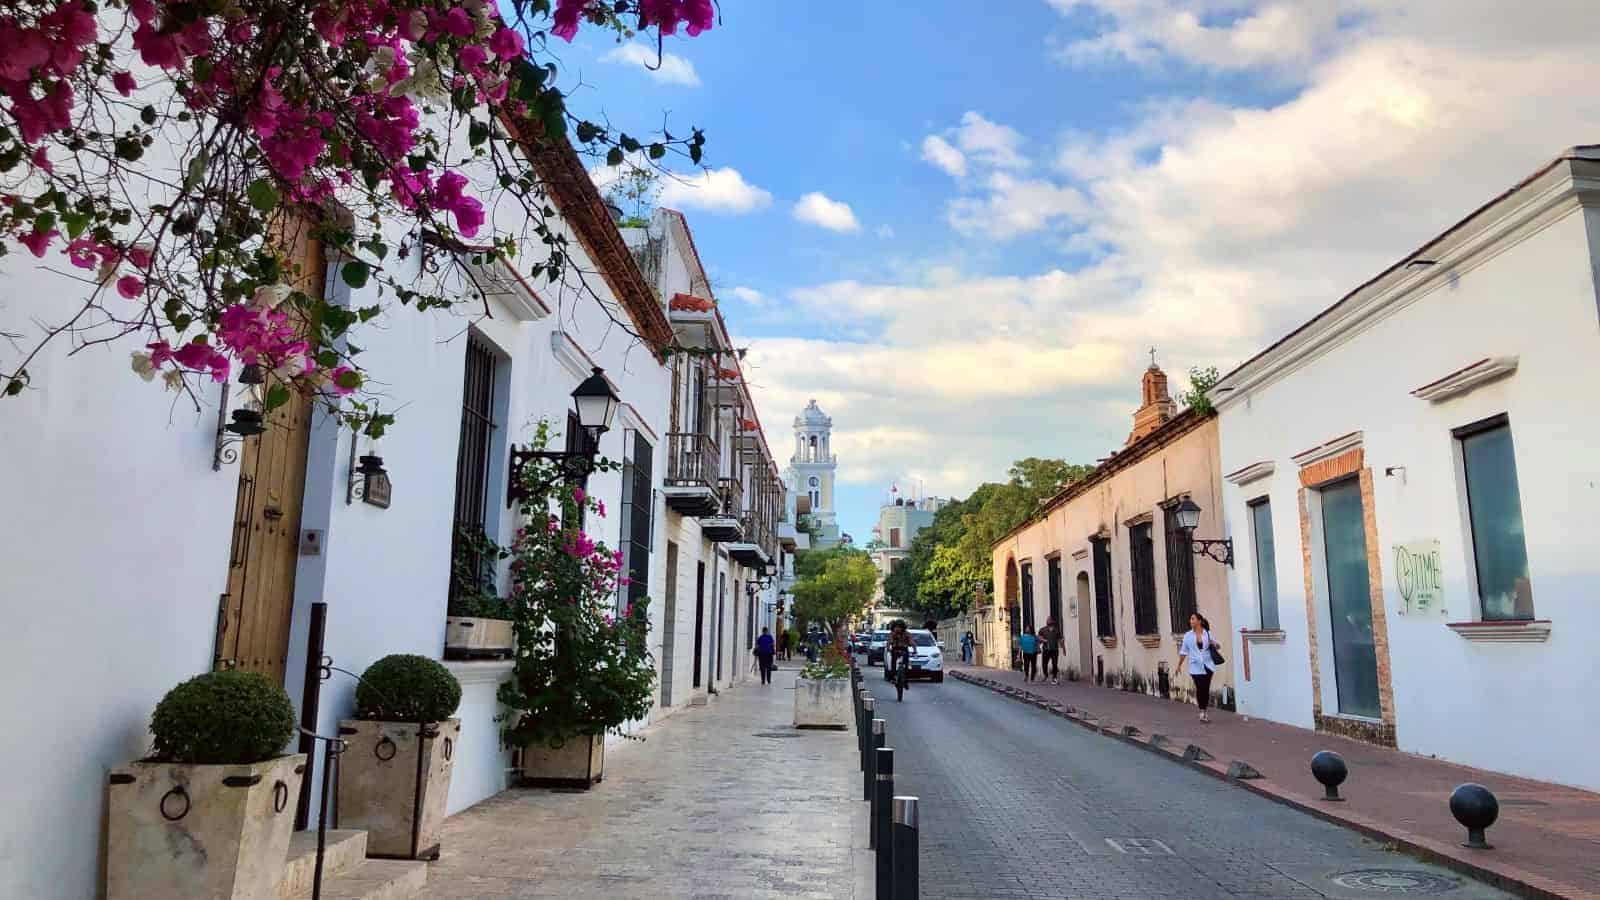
[172,339,230,382]
[127,246,152,269]
[572,485,585,503]
[30,145,51,173]
[595,499,606,518]
[19,228,58,258]
[328,365,358,395]
[116,275,145,299]
[112,71,136,96]
[0,23,51,81]
[65,237,99,269]
[552,0,584,41]
[440,6,475,37]
[488,26,525,61]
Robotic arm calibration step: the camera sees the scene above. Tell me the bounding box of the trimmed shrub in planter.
[794,648,851,729]
[108,671,304,900]
[339,655,462,859]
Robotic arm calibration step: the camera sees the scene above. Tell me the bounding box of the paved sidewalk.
[950,664,1600,899]
[429,668,862,899]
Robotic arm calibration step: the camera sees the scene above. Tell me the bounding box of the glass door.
[1320,478,1380,718]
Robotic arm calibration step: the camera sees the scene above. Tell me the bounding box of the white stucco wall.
[1218,182,1600,790]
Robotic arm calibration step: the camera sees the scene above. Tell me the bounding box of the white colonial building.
[0,140,785,897]
[1214,146,1600,791]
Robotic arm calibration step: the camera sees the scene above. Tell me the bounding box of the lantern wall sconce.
[1173,497,1234,567]
[346,424,390,507]
[213,363,268,471]
[507,367,621,507]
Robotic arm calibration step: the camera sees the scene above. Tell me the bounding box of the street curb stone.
[948,669,1578,900]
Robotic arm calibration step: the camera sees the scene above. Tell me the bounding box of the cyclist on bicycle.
[886,619,912,685]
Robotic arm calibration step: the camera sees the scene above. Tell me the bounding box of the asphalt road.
[863,670,1509,900]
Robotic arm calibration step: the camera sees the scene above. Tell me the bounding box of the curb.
[949,670,1580,900]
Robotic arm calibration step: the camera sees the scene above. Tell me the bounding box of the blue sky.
[563,1,1600,539]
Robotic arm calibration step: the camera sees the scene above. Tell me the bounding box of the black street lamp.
[1174,497,1233,567]
[508,367,621,506]
[213,363,267,470]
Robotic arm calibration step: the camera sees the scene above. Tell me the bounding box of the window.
[617,431,654,615]
[1091,537,1114,638]
[1249,498,1280,631]
[1020,562,1035,633]
[1130,523,1158,635]
[449,337,498,598]
[1456,415,1533,621]
[889,527,900,548]
[1163,504,1198,633]
[1046,557,1063,628]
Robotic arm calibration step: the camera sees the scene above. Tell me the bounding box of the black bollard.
[1449,783,1499,850]
[1310,750,1348,801]
[864,716,882,802]
[891,796,919,900]
[859,696,874,772]
[874,746,894,894]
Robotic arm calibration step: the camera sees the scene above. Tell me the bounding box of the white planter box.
[520,734,604,788]
[336,718,460,859]
[793,677,851,729]
[107,754,305,900]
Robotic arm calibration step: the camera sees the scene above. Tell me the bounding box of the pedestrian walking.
[778,628,792,661]
[1018,626,1039,682]
[1177,612,1221,722]
[960,631,974,664]
[1038,617,1062,684]
[754,627,776,685]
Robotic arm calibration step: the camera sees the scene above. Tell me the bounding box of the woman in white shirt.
[1177,613,1219,722]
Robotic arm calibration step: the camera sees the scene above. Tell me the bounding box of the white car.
[882,629,944,683]
[866,630,890,666]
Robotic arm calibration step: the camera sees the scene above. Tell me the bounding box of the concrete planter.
[793,677,851,729]
[107,753,304,900]
[519,734,604,788]
[336,718,460,860]
[443,616,514,659]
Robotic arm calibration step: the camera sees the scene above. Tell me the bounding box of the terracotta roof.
[502,119,674,356]
[670,292,715,312]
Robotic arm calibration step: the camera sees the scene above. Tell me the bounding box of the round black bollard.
[859,695,874,771]
[1310,750,1348,801]
[891,796,919,900]
[1449,783,1499,850]
[874,747,894,893]
[864,718,884,802]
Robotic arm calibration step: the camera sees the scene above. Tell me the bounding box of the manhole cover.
[1330,870,1460,894]
[752,732,806,739]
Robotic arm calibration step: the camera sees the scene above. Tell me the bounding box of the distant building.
[787,399,843,548]
[869,493,948,627]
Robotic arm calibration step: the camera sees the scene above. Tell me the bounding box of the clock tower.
[788,399,842,547]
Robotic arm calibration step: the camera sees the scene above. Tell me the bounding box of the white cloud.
[744,2,1600,510]
[920,135,967,177]
[599,42,701,86]
[792,192,862,233]
[658,167,773,214]
[951,111,1028,169]
[730,286,771,306]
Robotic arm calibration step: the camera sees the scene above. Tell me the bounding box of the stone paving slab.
[429,668,862,899]
[950,664,1600,899]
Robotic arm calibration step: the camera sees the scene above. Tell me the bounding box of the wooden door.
[214,223,322,681]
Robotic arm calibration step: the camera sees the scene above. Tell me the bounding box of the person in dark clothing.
[778,629,793,660]
[1038,617,1062,684]
[1018,626,1039,682]
[754,627,776,685]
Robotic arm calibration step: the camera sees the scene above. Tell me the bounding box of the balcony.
[701,477,744,543]
[776,520,800,551]
[662,433,720,516]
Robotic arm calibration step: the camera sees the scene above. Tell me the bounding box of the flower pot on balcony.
[443,615,514,659]
[520,734,605,788]
[336,718,460,859]
[106,754,304,900]
[793,677,851,729]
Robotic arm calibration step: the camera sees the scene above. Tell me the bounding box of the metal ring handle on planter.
[159,786,191,822]
[374,735,398,761]
[273,780,289,813]
[443,736,454,761]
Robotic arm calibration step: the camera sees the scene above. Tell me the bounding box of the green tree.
[1178,365,1222,415]
[791,549,876,648]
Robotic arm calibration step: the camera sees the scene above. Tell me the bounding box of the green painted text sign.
[1394,540,1442,614]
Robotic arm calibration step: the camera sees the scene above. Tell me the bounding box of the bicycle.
[886,650,908,701]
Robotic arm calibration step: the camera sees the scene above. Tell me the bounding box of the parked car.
[881,629,944,682]
[866,630,890,666]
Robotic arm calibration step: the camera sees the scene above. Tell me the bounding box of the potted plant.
[107,670,302,900]
[498,422,657,788]
[794,645,852,729]
[337,654,462,860]
[445,526,514,659]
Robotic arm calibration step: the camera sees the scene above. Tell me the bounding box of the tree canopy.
[883,457,1095,618]
[790,547,876,641]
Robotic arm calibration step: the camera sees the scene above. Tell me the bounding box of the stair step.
[285,859,428,900]
[280,830,368,897]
